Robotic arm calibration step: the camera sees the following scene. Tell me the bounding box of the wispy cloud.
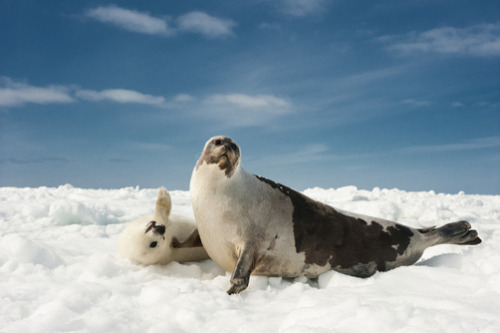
[0,77,74,107]
[401,136,500,154]
[259,22,281,31]
[128,141,171,151]
[277,0,329,17]
[172,94,197,103]
[75,89,166,106]
[338,65,409,88]
[85,5,173,36]
[1,78,290,125]
[264,143,332,165]
[177,11,236,38]
[247,143,377,170]
[256,136,500,169]
[0,157,71,165]
[381,23,500,57]
[400,99,430,107]
[0,77,197,108]
[201,93,293,126]
[451,102,465,108]
[205,93,291,112]
[85,5,235,38]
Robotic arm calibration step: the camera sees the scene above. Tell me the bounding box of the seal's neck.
[191,159,246,195]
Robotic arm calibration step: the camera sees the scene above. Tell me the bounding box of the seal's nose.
[154,225,166,235]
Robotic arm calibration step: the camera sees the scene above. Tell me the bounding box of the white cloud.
[85,5,173,36]
[200,93,292,126]
[205,93,291,112]
[76,90,197,108]
[382,23,500,57]
[0,77,290,123]
[277,0,329,17]
[400,99,430,107]
[340,65,409,87]
[172,94,196,103]
[85,6,236,38]
[76,89,166,106]
[248,143,376,169]
[0,78,74,107]
[401,137,500,154]
[275,143,331,163]
[476,101,500,108]
[177,11,236,38]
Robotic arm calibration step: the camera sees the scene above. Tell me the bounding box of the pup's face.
[117,219,171,265]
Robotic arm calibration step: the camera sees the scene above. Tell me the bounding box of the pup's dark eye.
[149,241,158,248]
[214,139,222,146]
[230,143,238,151]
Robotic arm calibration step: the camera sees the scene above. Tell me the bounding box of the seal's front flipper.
[227,247,254,295]
[171,229,203,248]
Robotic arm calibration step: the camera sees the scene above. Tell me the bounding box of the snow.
[1,184,499,333]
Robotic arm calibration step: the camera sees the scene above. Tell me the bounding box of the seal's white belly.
[191,169,330,277]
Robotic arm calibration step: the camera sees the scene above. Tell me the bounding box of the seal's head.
[116,219,172,265]
[196,136,241,177]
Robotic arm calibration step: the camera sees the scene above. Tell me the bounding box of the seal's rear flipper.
[433,221,482,246]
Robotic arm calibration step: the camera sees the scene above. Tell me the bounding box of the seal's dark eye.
[214,139,222,146]
[149,241,158,248]
[230,143,238,151]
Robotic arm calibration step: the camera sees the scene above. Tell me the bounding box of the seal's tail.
[153,187,172,224]
[420,221,482,246]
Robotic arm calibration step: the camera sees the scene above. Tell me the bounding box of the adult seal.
[190,136,482,294]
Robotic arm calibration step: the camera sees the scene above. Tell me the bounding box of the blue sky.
[1,0,499,194]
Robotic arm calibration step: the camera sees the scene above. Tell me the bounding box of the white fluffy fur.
[116,187,208,265]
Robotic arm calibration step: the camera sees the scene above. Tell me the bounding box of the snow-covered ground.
[1,185,499,333]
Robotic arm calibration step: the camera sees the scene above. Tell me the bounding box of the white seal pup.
[190,136,482,294]
[116,187,209,265]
